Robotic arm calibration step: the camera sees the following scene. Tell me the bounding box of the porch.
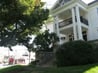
[53,5,89,43]
[59,16,88,28]
[59,26,88,44]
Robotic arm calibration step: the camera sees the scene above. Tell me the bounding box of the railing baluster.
[80,17,88,25]
[59,18,72,28]
[59,17,88,28]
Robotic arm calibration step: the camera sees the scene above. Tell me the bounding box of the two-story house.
[50,0,98,44]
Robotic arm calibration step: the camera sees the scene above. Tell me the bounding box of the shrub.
[89,40,98,62]
[29,60,39,67]
[55,40,96,67]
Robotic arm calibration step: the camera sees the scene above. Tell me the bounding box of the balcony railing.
[59,18,72,28]
[59,17,88,28]
[80,17,88,25]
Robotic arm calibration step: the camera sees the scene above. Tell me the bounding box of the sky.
[42,0,95,9]
[0,46,28,58]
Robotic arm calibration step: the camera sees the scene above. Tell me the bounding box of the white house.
[49,0,98,44]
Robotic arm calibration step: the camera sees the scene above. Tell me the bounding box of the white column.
[75,6,83,40]
[54,16,59,36]
[54,16,61,44]
[53,20,56,33]
[72,7,77,40]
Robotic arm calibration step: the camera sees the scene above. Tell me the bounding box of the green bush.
[55,40,96,67]
[90,40,98,62]
[29,60,39,67]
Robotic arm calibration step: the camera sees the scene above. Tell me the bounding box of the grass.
[0,63,98,73]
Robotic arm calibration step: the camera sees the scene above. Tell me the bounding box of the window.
[64,0,70,3]
[61,37,66,40]
[69,34,74,41]
[82,31,87,41]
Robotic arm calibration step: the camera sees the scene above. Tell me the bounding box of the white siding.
[88,6,98,40]
[47,22,54,32]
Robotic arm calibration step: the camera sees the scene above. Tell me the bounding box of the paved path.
[0,64,14,69]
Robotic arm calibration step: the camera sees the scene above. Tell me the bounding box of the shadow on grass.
[33,63,98,73]
[0,65,30,73]
[0,63,98,73]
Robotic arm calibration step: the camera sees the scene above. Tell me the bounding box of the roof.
[52,0,98,10]
[88,0,98,5]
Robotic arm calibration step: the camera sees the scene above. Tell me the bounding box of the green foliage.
[0,65,27,73]
[33,30,59,52]
[55,40,96,67]
[84,66,98,73]
[0,0,49,47]
[89,41,98,63]
[29,60,39,67]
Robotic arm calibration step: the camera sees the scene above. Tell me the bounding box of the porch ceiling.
[60,27,73,34]
[82,26,88,31]
[58,7,87,19]
[50,0,87,16]
[60,25,88,35]
[58,9,72,19]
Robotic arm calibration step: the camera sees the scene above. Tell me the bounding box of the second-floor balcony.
[59,18,72,28]
[80,16,88,25]
[59,17,88,28]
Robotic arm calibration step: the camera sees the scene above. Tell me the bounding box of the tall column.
[53,20,56,33]
[54,16,61,44]
[75,6,83,40]
[54,16,59,36]
[72,7,77,40]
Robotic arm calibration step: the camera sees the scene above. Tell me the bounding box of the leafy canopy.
[33,30,59,52]
[0,0,49,47]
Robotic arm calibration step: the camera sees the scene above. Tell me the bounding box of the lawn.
[0,63,98,73]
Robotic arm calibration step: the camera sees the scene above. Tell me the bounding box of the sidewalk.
[0,64,14,69]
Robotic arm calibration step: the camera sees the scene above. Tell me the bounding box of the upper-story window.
[60,0,65,6]
[60,0,71,6]
[64,0,71,2]
[52,0,71,9]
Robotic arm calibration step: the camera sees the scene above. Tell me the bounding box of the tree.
[24,42,34,64]
[0,0,49,47]
[33,30,59,52]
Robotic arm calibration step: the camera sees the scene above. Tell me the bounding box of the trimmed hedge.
[89,41,98,63]
[55,40,97,67]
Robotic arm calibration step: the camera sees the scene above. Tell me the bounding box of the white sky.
[42,0,95,9]
[0,46,28,57]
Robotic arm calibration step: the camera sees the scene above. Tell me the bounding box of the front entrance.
[69,34,74,41]
[82,31,87,41]
[68,31,87,41]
